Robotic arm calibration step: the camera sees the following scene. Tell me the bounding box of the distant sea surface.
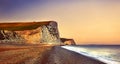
[61,45,120,64]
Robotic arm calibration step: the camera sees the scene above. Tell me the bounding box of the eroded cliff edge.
[0,21,76,45]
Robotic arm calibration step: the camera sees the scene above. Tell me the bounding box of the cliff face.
[0,21,61,44]
[60,38,76,45]
[41,22,60,44]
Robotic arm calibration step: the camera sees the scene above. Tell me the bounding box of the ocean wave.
[61,46,120,64]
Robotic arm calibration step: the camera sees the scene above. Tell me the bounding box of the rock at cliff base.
[60,38,76,45]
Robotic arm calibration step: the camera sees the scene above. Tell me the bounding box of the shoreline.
[0,44,106,64]
[44,46,106,64]
[61,46,120,64]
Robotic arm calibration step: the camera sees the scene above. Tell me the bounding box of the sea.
[61,45,120,64]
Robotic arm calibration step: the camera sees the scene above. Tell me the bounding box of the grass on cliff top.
[0,21,53,31]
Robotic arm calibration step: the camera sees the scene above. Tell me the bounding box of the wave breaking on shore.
[61,46,120,64]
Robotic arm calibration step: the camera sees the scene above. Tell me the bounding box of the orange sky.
[0,0,120,44]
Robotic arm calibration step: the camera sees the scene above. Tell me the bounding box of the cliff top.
[0,21,56,31]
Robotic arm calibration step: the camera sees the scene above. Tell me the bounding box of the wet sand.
[44,46,106,64]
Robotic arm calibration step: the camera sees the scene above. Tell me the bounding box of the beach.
[0,44,106,64]
[0,44,53,64]
[45,46,106,64]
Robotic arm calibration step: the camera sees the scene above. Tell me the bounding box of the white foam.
[61,46,120,64]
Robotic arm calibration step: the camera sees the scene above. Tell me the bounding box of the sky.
[0,0,120,44]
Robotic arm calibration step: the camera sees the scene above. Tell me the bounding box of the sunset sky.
[0,0,120,44]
